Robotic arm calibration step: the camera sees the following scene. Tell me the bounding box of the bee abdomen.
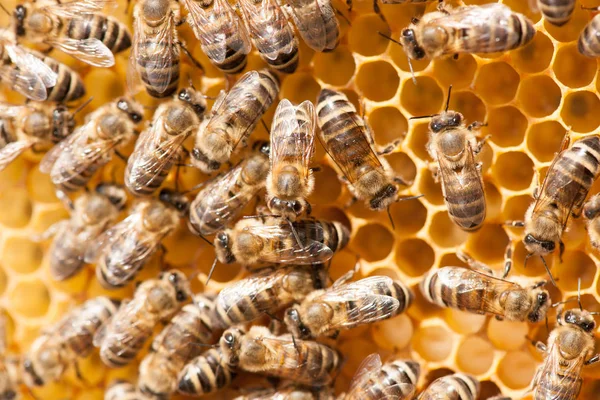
[538,0,575,26]
[37,54,86,103]
[579,15,600,57]
[421,267,486,311]
[56,162,101,192]
[177,349,236,395]
[445,183,486,231]
[535,372,582,399]
[137,42,180,98]
[552,136,600,196]
[49,242,85,280]
[355,360,420,399]
[106,381,144,400]
[100,330,150,367]
[420,373,480,400]
[214,287,276,328]
[96,255,146,289]
[66,15,132,54]
[202,38,248,74]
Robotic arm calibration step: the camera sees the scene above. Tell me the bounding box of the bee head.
[116,98,143,124]
[562,309,596,333]
[370,184,398,211]
[95,183,127,211]
[253,140,270,157]
[178,88,207,117]
[399,29,425,60]
[159,189,190,216]
[430,111,463,133]
[0,389,16,400]
[191,147,221,173]
[527,289,550,323]
[523,233,555,256]
[214,230,236,264]
[267,197,306,220]
[220,328,244,366]
[284,307,311,339]
[584,196,600,220]
[51,106,75,143]
[22,358,44,387]
[13,5,26,37]
[159,269,191,303]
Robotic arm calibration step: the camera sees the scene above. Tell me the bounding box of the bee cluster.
[0,0,599,398]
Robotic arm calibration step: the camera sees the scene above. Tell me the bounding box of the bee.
[125,86,207,197]
[214,265,327,328]
[537,0,575,26]
[138,294,220,399]
[177,348,236,396]
[191,69,279,174]
[180,0,252,74]
[233,385,335,399]
[506,133,600,284]
[238,0,299,73]
[0,313,20,400]
[399,4,535,62]
[418,373,480,400]
[583,194,600,250]
[39,97,143,193]
[283,0,339,52]
[266,99,316,221]
[316,88,415,214]
[0,101,76,172]
[22,296,119,387]
[343,353,420,400]
[106,380,147,400]
[188,141,270,237]
[12,0,131,67]
[426,86,487,231]
[579,13,600,57]
[532,305,600,400]
[84,189,190,289]
[284,274,412,339]
[45,183,127,281]
[93,270,192,368]
[219,326,341,386]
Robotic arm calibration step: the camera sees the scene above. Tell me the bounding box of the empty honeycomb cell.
[503,194,533,227]
[407,123,432,161]
[544,5,590,42]
[474,62,520,105]
[448,91,486,126]
[554,44,596,88]
[356,61,399,102]
[518,75,562,118]
[419,169,444,206]
[330,250,362,283]
[2,237,43,274]
[477,140,494,174]
[27,167,60,204]
[389,198,427,236]
[351,223,394,262]
[280,72,321,105]
[556,250,596,291]
[429,211,469,248]
[465,224,509,264]
[497,351,537,389]
[308,164,342,204]
[560,91,600,133]
[409,283,443,321]
[348,199,383,220]
[527,120,567,162]
[512,240,555,279]
[386,152,417,185]
[485,182,503,221]
[390,40,430,74]
[0,187,31,228]
[369,107,408,148]
[487,319,528,351]
[348,14,391,56]
[371,314,413,350]
[313,46,356,86]
[395,238,435,277]
[487,106,528,147]
[439,252,467,268]
[444,309,486,335]
[9,279,50,318]
[456,336,495,375]
[338,337,379,378]
[493,151,534,191]
[0,157,26,189]
[412,324,454,362]
[512,32,554,73]
[400,77,444,117]
[433,55,478,90]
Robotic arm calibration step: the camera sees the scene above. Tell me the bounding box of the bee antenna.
[0,3,11,17]
[407,57,417,86]
[187,74,195,90]
[286,219,304,248]
[377,31,402,46]
[205,257,218,285]
[260,119,270,135]
[539,256,558,287]
[72,97,93,116]
[409,115,435,120]
[198,233,214,247]
[445,85,453,112]
[578,278,583,310]
[386,206,395,230]
[545,315,550,335]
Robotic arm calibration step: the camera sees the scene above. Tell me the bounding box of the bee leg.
[372,0,390,32]
[32,219,68,242]
[436,1,450,14]
[114,150,128,163]
[559,241,565,263]
[456,250,494,276]
[377,139,402,156]
[504,220,525,228]
[346,0,352,12]
[502,242,513,279]
[333,7,352,26]
[74,361,90,386]
[472,135,490,156]
[158,244,168,269]
[428,162,440,183]
[585,354,600,365]
[179,42,205,73]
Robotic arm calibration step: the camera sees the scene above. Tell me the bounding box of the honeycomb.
[1,0,600,398]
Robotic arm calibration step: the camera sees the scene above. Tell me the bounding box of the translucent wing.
[0,65,47,101]
[39,121,91,174]
[271,99,316,182]
[0,140,35,171]
[5,43,57,87]
[43,0,117,18]
[45,37,115,67]
[181,0,251,63]
[285,0,327,51]
[348,353,382,393]
[216,268,286,314]
[534,341,586,400]
[93,299,152,351]
[0,103,23,119]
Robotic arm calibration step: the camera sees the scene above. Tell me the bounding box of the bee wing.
[348,353,382,392]
[216,268,285,313]
[0,103,22,119]
[42,0,117,18]
[0,65,48,101]
[181,0,251,64]
[45,37,115,67]
[0,140,36,172]
[195,164,249,223]
[84,212,142,263]
[286,0,327,52]
[271,99,316,181]
[4,43,57,88]
[39,121,90,174]
[535,341,586,400]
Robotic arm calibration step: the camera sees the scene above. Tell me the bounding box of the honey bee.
[0,101,75,172]
[537,0,575,26]
[214,265,327,328]
[84,190,190,289]
[219,326,341,386]
[426,86,487,231]
[22,296,119,387]
[39,97,143,193]
[285,274,412,339]
[343,353,420,400]
[0,313,20,400]
[399,4,535,62]
[180,0,252,74]
[532,305,600,400]
[44,183,127,281]
[283,0,339,53]
[583,194,600,250]
[188,141,270,237]
[177,348,237,396]
[106,380,147,400]
[316,88,416,215]
[238,0,299,73]
[12,0,131,67]
[125,86,207,197]
[578,14,600,57]
[233,385,335,399]
[418,373,480,400]
[191,69,279,174]
[506,133,600,284]
[93,270,192,368]
[266,99,316,221]
[421,249,550,323]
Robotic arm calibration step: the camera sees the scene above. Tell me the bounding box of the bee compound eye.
[176,290,186,302]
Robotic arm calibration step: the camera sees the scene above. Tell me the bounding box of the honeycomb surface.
[1,0,600,398]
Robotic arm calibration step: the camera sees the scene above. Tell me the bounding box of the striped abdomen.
[579,15,600,57]
[95,242,152,289]
[99,314,154,367]
[287,0,339,52]
[272,337,340,385]
[199,11,250,74]
[106,381,145,400]
[537,0,575,26]
[49,227,86,280]
[420,373,480,400]
[65,14,131,54]
[177,348,236,395]
[137,41,180,98]
[53,157,104,192]
[534,357,583,400]
[29,50,86,103]
[347,359,420,400]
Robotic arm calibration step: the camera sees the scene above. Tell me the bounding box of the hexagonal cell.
[465,224,509,264]
[444,309,486,335]
[492,151,534,191]
[474,62,520,105]
[455,336,495,375]
[389,198,427,236]
[502,194,533,226]
[371,314,413,351]
[412,324,454,362]
[527,120,568,162]
[2,237,44,274]
[518,75,562,118]
[409,282,444,321]
[308,164,342,205]
[356,61,399,102]
[395,238,435,277]
[432,55,477,90]
[419,169,444,206]
[369,107,408,148]
[400,77,443,117]
[502,0,541,22]
[448,91,486,126]
[560,91,600,133]
[351,223,394,262]
[438,252,467,268]
[487,319,528,351]
[313,46,356,87]
[544,5,590,43]
[512,240,555,279]
[554,44,596,88]
[386,152,417,186]
[429,211,469,248]
[348,14,391,56]
[407,122,432,161]
[556,250,596,291]
[9,279,50,318]
[0,187,32,228]
[485,181,503,221]
[497,351,537,389]
[487,106,528,147]
[280,72,321,104]
[512,32,554,74]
